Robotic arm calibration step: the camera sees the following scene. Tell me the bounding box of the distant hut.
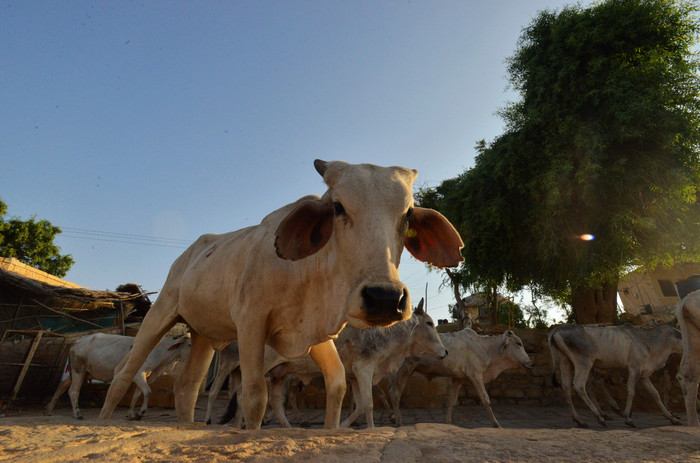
[0,257,153,404]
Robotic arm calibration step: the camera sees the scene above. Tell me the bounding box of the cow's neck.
[481,336,515,382]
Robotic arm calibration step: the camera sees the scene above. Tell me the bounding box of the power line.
[58,226,193,249]
[60,233,190,249]
[60,227,192,245]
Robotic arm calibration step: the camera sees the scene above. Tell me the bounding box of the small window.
[658,280,677,298]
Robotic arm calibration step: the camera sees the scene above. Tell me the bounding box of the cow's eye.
[406,207,414,219]
[333,201,346,217]
[427,321,434,327]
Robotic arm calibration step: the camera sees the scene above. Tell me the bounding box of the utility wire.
[58,226,193,249]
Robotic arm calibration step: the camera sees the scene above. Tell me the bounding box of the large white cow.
[676,289,700,426]
[98,160,463,429]
[549,323,682,427]
[45,333,190,419]
[388,328,533,428]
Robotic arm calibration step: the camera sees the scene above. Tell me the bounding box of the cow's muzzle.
[361,286,409,326]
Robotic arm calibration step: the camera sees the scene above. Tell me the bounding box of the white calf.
[45,333,189,419]
[388,329,533,427]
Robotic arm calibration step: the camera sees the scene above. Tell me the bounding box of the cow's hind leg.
[639,376,681,425]
[99,310,179,420]
[558,358,587,427]
[174,330,214,422]
[67,367,87,420]
[128,371,151,420]
[44,377,71,415]
[573,364,605,427]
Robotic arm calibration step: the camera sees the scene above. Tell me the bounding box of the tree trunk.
[571,279,619,324]
[488,286,499,326]
[445,269,468,327]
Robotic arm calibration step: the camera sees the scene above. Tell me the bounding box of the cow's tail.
[548,329,562,389]
[218,391,237,424]
[680,290,700,330]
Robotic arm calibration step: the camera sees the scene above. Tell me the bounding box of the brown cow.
[98,160,463,429]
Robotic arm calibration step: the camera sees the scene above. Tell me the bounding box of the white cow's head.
[275,159,463,328]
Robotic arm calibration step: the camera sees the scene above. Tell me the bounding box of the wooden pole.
[30,298,104,330]
[11,331,43,401]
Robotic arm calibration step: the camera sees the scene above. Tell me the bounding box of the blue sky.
[1,1,578,324]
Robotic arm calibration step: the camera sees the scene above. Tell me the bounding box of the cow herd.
[42,160,700,428]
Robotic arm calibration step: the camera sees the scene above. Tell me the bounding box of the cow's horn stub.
[314,159,328,176]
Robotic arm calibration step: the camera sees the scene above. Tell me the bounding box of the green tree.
[421,0,700,324]
[0,198,74,277]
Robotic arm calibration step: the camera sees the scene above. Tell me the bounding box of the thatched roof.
[0,266,152,337]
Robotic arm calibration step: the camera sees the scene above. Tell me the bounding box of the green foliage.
[421,0,700,303]
[496,302,527,328]
[0,198,74,277]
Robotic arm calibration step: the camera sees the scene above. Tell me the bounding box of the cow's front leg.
[174,331,214,422]
[340,380,364,427]
[99,310,179,420]
[309,340,346,429]
[205,361,234,424]
[619,367,642,427]
[268,367,292,428]
[469,374,501,428]
[445,378,463,425]
[238,332,268,430]
[639,376,681,425]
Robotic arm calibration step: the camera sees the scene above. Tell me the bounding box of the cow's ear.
[414,297,425,315]
[404,207,464,269]
[275,199,334,260]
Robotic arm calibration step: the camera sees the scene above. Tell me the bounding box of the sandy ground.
[2,399,699,463]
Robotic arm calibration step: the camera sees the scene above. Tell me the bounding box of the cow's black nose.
[362,287,408,325]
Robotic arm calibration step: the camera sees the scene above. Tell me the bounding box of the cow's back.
[73,334,135,381]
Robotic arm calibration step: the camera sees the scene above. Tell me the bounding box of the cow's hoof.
[575,420,588,428]
[76,416,84,420]
[598,419,607,428]
[670,417,682,425]
[206,419,211,425]
[127,415,143,421]
[625,420,636,428]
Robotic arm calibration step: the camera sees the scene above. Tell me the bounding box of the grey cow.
[251,299,447,428]
[388,328,533,428]
[549,323,682,427]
